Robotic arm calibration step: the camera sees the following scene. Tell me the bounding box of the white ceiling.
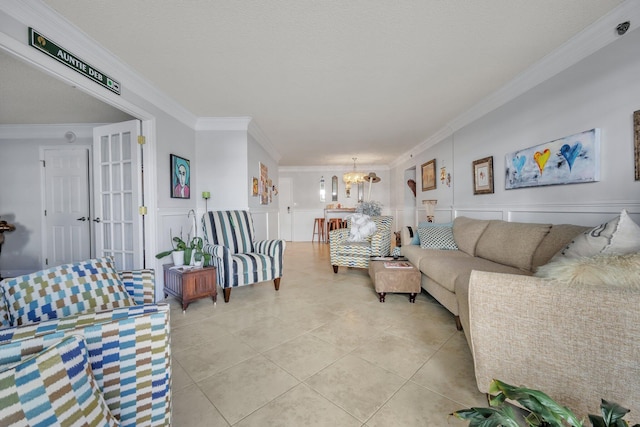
[3,1,625,166]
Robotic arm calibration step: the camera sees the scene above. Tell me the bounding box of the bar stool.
[312,218,325,243]
[327,218,346,236]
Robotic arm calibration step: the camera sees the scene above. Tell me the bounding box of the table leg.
[378,292,386,303]
[409,293,417,303]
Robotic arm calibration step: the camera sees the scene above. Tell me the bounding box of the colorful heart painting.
[505,128,600,189]
[513,156,526,175]
[560,142,582,171]
[533,149,551,174]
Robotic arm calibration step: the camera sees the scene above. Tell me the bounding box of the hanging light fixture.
[343,157,367,197]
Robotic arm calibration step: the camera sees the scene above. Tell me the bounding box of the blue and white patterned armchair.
[330,216,393,273]
[202,210,286,302]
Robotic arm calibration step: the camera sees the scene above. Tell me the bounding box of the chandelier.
[343,157,367,197]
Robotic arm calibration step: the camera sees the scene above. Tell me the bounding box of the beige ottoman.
[368,260,421,303]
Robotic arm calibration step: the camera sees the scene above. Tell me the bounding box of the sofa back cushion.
[203,210,255,254]
[531,224,590,270]
[476,221,551,272]
[452,217,490,256]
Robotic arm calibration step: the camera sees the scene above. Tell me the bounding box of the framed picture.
[472,156,494,195]
[634,110,639,181]
[505,129,600,189]
[252,177,259,196]
[421,159,436,191]
[259,162,269,205]
[170,154,190,199]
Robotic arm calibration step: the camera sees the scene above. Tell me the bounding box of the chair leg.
[332,265,338,273]
[223,288,231,303]
[274,277,281,291]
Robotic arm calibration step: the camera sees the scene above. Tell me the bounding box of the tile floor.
[168,242,486,426]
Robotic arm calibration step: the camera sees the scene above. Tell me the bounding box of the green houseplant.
[451,379,639,427]
[155,233,188,266]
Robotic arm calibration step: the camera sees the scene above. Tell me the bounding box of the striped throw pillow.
[0,335,117,426]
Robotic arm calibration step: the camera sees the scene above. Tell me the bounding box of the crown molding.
[248,120,282,163]
[0,123,99,140]
[392,0,640,169]
[195,117,252,131]
[0,1,198,128]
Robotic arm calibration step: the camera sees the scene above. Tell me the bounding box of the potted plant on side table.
[155,233,188,266]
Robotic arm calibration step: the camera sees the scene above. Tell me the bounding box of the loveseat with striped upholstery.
[202,210,286,302]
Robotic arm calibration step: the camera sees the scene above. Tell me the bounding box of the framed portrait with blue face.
[170,154,190,199]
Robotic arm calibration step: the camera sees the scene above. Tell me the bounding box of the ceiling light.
[342,158,367,197]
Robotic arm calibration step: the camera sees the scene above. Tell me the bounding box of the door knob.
[93,218,101,223]
[76,216,87,221]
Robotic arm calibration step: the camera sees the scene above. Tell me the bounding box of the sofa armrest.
[468,270,640,422]
[119,269,155,305]
[0,303,171,427]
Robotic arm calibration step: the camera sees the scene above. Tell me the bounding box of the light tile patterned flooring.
[168,242,486,426]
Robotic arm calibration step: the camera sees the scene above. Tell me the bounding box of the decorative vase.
[172,250,185,267]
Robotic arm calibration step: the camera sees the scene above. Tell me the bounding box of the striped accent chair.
[330,216,393,273]
[202,210,286,302]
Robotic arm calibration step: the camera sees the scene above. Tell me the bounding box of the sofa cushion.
[420,253,524,293]
[452,217,490,256]
[535,252,640,288]
[0,335,118,427]
[551,209,640,261]
[418,226,458,250]
[475,221,551,272]
[1,257,135,326]
[531,224,591,270]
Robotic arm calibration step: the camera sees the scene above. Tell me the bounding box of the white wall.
[391,26,640,227]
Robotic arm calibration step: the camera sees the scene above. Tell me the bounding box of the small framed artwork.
[170,154,190,199]
[421,159,436,191]
[634,110,639,181]
[252,177,259,196]
[472,156,494,195]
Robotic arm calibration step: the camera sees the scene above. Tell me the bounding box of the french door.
[93,120,144,270]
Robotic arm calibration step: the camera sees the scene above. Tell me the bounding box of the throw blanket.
[347,214,377,242]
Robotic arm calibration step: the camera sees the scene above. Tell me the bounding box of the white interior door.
[43,148,91,267]
[93,120,142,270]
[279,177,293,241]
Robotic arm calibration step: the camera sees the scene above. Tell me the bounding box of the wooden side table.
[163,264,217,311]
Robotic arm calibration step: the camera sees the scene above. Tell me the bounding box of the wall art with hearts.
[505,128,600,190]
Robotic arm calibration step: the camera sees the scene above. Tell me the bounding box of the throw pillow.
[0,335,118,426]
[418,226,458,250]
[410,222,453,245]
[1,257,135,326]
[347,214,377,242]
[552,209,640,260]
[534,252,640,288]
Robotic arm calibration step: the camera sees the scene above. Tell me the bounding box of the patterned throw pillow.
[409,222,453,245]
[552,209,640,261]
[1,257,135,326]
[418,226,458,250]
[0,335,118,426]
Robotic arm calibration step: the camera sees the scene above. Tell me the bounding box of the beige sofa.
[401,216,587,339]
[401,216,640,422]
